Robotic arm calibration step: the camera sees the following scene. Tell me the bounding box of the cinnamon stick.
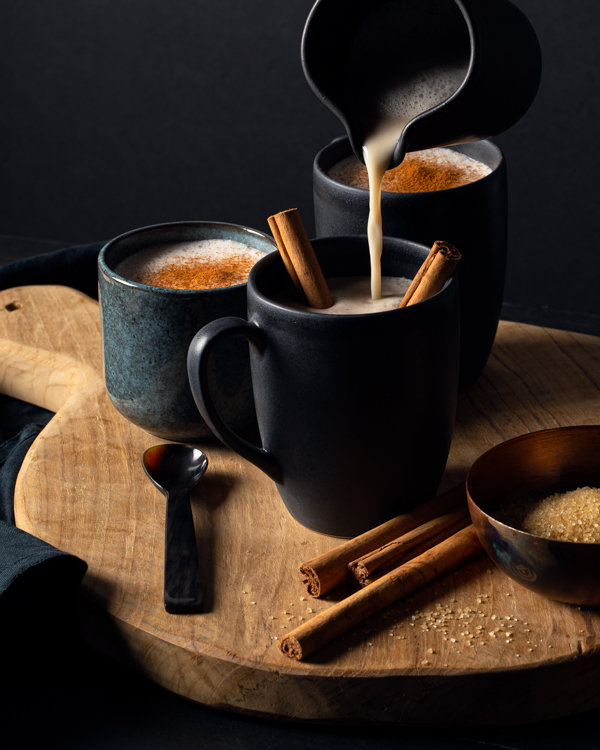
[370,517,472,583]
[299,482,466,597]
[280,525,482,660]
[266,216,307,304]
[349,505,470,587]
[268,208,333,309]
[399,240,461,308]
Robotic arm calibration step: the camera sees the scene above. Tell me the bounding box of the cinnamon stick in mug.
[266,216,307,304]
[280,525,482,660]
[267,208,333,309]
[300,483,467,597]
[399,240,461,308]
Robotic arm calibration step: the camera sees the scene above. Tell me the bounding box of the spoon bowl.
[142,444,208,614]
[143,444,208,493]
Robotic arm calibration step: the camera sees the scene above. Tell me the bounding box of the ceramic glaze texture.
[99,221,276,441]
[314,137,507,388]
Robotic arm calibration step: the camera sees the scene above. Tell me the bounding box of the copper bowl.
[467,425,600,606]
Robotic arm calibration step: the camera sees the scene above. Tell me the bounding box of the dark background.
[1,0,599,328]
[2,3,600,747]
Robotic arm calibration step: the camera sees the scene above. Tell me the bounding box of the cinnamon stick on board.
[268,208,333,309]
[399,240,461,308]
[300,482,466,597]
[280,525,482,660]
[358,517,471,585]
[349,505,471,587]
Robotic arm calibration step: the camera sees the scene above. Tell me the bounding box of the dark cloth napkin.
[0,241,103,301]
[0,243,103,629]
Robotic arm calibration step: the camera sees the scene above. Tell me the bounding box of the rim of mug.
[248,234,458,321]
[98,220,277,296]
[313,137,505,197]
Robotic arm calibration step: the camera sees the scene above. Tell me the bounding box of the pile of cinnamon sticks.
[279,483,482,660]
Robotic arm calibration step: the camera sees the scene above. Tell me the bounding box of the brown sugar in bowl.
[466,425,600,606]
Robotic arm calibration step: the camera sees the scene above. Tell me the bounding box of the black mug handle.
[187,316,282,483]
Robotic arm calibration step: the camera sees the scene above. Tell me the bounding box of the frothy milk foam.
[328,148,491,192]
[274,275,412,315]
[115,239,264,289]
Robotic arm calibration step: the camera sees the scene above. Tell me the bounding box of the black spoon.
[142,444,207,614]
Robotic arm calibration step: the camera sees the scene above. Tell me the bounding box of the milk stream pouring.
[361,66,467,298]
[302,0,542,297]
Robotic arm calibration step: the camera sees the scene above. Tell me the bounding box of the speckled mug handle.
[187,317,282,483]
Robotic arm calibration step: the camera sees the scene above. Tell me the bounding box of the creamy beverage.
[339,0,469,299]
[115,239,264,290]
[360,65,467,299]
[327,148,492,193]
[273,275,412,315]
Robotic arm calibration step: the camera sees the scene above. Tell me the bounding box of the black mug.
[313,137,507,388]
[187,236,460,537]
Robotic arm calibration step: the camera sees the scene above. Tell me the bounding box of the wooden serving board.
[2,284,600,727]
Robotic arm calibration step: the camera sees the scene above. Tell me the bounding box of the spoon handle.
[164,489,203,614]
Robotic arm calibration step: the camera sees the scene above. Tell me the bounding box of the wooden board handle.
[0,337,89,412]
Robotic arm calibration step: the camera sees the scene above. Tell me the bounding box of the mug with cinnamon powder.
[98,221,276,441]
[313,137,507,389]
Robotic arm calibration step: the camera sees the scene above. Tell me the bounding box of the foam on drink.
[327,148,491,192]
[115,239,264,290]
[273,275,412,315]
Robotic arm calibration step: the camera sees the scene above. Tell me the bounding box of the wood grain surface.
[1,284,600,726]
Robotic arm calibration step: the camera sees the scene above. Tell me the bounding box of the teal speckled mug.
[98,221,276,441]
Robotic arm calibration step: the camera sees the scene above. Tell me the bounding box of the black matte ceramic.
[188,236,460,537]
[98,221,276,441]
[314,137,506,388]
[302,0,541,168]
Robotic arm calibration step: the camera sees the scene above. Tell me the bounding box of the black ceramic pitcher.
[188,236,460,537]
[302,0,542,168]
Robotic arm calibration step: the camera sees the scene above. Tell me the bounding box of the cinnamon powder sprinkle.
[328,148,491,194]
[140,253,259,290]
